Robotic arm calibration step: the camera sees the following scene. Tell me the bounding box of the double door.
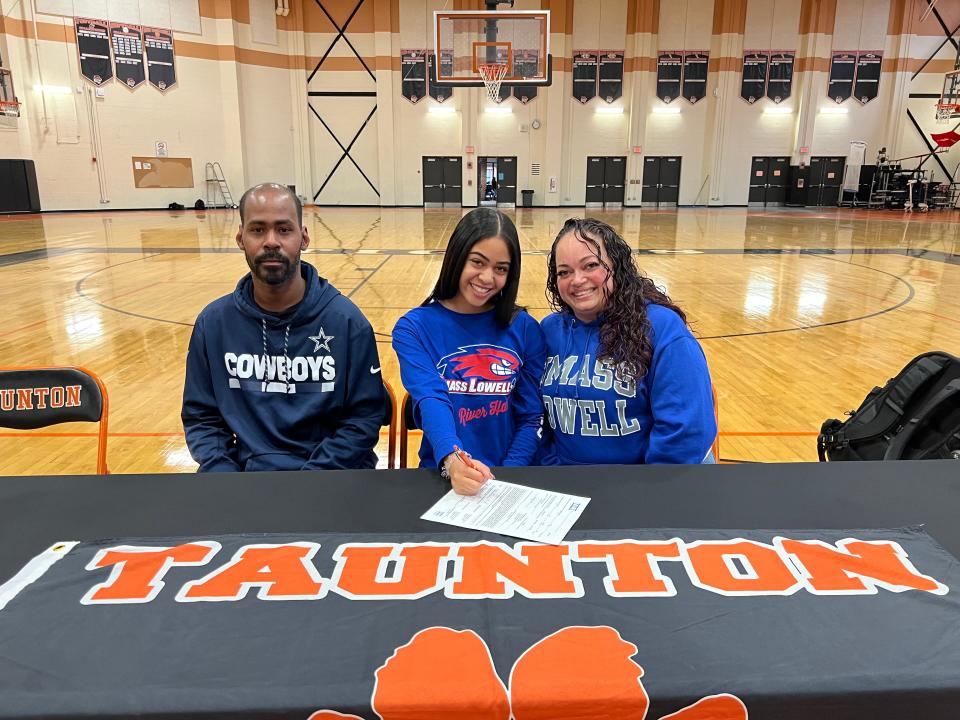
[422,156,462,206]
[641,156,681,206]
[807,156,845,206]
[586,156,626,207]
[748,157,790,206]
[478,156,517,205]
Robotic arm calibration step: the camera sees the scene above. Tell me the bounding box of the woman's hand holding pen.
[444,448,494,496]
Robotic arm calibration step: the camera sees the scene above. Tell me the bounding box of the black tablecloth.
[1,461,959,720]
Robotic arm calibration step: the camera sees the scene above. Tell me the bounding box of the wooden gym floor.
[1,205,958,474]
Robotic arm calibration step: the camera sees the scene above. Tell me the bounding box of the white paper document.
[421,479,590,545]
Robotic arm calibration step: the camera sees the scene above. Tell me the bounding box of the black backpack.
[817,351,960,461]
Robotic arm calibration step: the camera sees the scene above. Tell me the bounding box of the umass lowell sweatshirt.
[393,303,546,469]
[182,262,386,472]
[540,304,716,465]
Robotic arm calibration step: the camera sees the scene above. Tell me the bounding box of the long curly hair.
[546,218,687,380]
[423,207,522,328]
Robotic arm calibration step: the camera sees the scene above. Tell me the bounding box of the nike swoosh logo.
[370,366,381,374]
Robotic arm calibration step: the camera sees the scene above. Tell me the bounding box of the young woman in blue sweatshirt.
[540,218,716,465]
[393,208,546,494]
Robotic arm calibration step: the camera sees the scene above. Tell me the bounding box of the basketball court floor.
[1,204,958,474]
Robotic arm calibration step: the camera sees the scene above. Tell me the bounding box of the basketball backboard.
[432,10,551,87]
[937,69,960,122]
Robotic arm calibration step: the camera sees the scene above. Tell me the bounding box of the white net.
[936,104,956,124]
[479,63,508,101]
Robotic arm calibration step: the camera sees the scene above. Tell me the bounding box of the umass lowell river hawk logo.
[437,345,521,395]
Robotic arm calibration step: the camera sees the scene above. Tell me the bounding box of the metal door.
[422,156,445,206]
[749,157,769,205]
[496,156,517,205]
[603,157,627,205]
[657,156,681,205]
[821,156,844,205]
[586,157,606,205]
[766,157,790,205]
[442,157,462,205]
[641,156,662,205]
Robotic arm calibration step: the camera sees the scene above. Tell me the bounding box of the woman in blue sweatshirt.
[540,218,716,465]
[393,208,546,494]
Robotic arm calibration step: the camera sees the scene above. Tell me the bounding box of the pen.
[453,445,478,471]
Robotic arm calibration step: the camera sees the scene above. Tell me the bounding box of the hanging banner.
[509,48,539,103]
[573,51,598,104]
[682,52,708,104]
[598,50,624,103]
[110,23,145,90]
[1,528,958,718]
[854,51,882,105]
[656,52,683,103]
[76,18,113,86]
[426,54,452,103]
[828,51,856,103]
[740,52,767,104]
[144,28,177,92]
[401,50,427,103]
[767,51,794,103]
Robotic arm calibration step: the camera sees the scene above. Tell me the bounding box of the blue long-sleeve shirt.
[393,302,546,469]
[539,304,716,465]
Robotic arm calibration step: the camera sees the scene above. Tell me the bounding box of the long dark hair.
[546,218,687,380]
[423,207,523,327]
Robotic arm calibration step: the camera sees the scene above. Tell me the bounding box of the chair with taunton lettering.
[0,366,110,474]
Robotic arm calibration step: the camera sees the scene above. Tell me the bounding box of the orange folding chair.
[399,392,417,469]
[711,383,721,462]
[0,366,110,474]
[382,380,398,469]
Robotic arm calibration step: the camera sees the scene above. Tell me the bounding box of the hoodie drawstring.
[261,318,292,393]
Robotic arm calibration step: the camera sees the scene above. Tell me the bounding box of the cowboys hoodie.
[539,303,716,465]
[182,262,386,472]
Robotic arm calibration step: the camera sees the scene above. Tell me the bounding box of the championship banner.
[828,51,856,103]
[110,23,145,90]
[598,50,624,103]
[2,528,959,718]
[401,50,427,104]
[766,51,794,103]
[426,54,452,103]
[512,49,540,104]
[572,50,598,104]
[740,52,767,104]
[854,51,882,104]
[144,27,177,92]
[682,51,708,104]
[656,51,683,103]
[75,18,113,86]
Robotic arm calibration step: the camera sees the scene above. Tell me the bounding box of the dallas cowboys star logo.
[308,327,334,353]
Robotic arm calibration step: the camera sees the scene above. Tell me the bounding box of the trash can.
[521,189,534,207]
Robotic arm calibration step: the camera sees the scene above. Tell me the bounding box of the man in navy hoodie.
[181,183,386,472]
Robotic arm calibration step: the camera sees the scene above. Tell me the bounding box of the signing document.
[422,479,590,545]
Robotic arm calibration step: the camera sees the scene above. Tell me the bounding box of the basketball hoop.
[936,103,957,124]
[0,100,20,118]
[478,63,508,101]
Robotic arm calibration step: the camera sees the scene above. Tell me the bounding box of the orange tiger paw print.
[309,626,747,720]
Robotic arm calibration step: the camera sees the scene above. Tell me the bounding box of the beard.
[249,250,299,285]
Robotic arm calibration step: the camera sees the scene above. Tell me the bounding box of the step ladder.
[205,162,236,208]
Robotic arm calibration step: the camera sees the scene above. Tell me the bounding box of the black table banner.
[2,526,959,719]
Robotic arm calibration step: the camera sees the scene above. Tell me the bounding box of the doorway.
[422,156,462,207]
[748,156,790,207]
[640,156,681,207]
[586,156,627,208]
[477,156,517,206]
